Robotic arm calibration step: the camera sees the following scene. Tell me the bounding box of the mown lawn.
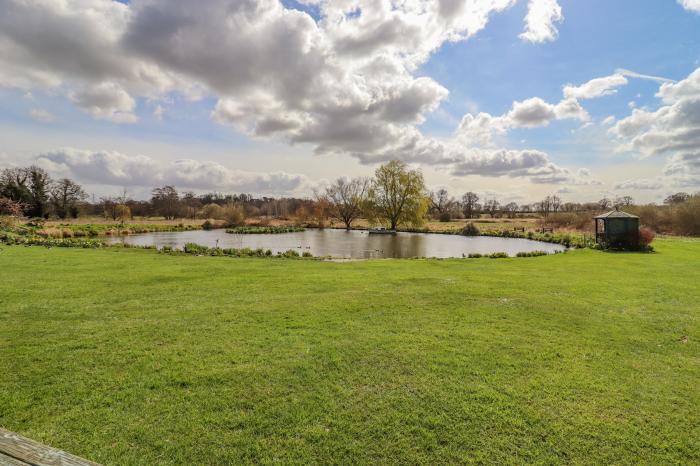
[1,239,698,464]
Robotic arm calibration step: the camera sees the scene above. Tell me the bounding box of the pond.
[108,228,566,259]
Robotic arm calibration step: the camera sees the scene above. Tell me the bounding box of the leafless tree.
[325,177,371,229]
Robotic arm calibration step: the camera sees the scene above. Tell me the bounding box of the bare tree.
[50,178,87,219]
[503,202,519,218]
[483,199,500,218]
[461,192,480,219]
[429,188,454,217]
[538,196,553,219]
[598,198,612,210]
[325,177,371,229]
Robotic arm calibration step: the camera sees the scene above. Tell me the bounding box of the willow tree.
[370,160,428,230]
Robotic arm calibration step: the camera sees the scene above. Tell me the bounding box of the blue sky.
[1,0,699,202]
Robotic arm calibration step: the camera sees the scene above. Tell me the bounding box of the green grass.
[1,239,698,464]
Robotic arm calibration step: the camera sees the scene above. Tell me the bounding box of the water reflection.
[108,228,566,259]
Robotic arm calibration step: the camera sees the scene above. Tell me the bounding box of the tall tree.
[503,202,519,218]
[324,177,370,229]
[483,199,500,218]
[370,160,428,230]
[429,188,453,217]
[0,168,31,206]
[50,178,87,219]
[151,185,181,219]
[26,166,51,218]
[461,192,480,219]
[182,191,202,219]
[598,198,612,210]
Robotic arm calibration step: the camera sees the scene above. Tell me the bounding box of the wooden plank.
[0,428,101,466]
[0,451,30,465]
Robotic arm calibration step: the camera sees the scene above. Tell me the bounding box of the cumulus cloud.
[678,0,700,13]
[609,67,700,190]
[36,148,312,195]
[457,96,588,146]
[663,152,700,187]
[520,0,563,43]
[0,0,595,186]
[69,82,138,123]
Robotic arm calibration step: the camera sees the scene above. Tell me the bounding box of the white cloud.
[519,0,563,43]
[29,108,54,123]
[0,0,596,187]
[457,96,588,146]
[663,152,700,187]
[614,178,665,191]
[69,82,138,123]
[563,69,673,100]
[564,74,628,100]
[610,67,700,190]
[678,0,700,13]
[36,148,313,196]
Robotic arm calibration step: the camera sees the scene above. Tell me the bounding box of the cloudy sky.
[1,0,699,203]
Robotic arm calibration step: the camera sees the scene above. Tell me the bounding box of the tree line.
[1,162,698,234]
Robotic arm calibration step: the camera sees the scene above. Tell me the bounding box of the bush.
[639,227,656,247]
[201,203,224,220]
[467,253,482,258]
[202,220,214,230]
[183,242,209,254]
[461,223,480,236]
[222,203,246,227]
[0,197,24,217]
[438,212,451,222]
[488,252,509,259]
[516,250,548,257]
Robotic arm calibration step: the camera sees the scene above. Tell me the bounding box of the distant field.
[1,239,698,464]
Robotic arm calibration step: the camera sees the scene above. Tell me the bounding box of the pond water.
[108,228,566,259]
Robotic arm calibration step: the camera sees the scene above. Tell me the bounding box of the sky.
[0,0,699,203]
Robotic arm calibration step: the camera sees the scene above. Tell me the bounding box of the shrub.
[438,212,451,222]
[222,203,246,227]
[516,250,548,257]
[0,197,24,217]
[488,252,509,259]
[461,223,480,236]
[183,242,209,254]
[202,220,214,230]
[201,203,224,220]
[467,253,482,258]
[302,251,313,257]
[639,227,656,247]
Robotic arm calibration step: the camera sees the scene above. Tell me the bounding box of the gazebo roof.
[594,209,639,219]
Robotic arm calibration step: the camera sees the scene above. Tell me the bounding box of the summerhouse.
[594,209,640,247]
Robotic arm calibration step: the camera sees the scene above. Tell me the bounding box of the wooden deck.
[0,428,100,466]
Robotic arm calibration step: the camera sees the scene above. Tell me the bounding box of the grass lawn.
[1,239,698,464]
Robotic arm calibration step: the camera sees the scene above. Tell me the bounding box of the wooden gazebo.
[594,209,640,247]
